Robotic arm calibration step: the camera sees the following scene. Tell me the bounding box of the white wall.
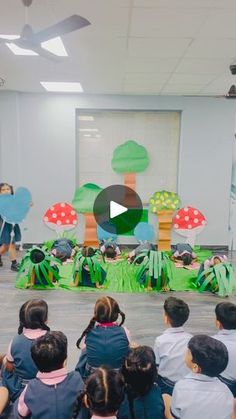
[0,91,235,245]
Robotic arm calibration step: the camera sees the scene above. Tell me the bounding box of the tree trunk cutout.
[157,210,174,251]
[84,213,99,247]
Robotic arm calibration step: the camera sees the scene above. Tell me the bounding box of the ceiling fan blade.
[32,46,62,61]
[35,14,91,43]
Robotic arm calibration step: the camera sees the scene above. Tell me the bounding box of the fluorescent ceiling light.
[6,43,38,55]
[79,116,94,121]
[83,134,91,137]
[79,128,98,132]
[40,82,83,92]
[41,37,67,56]
[0,34,20,40]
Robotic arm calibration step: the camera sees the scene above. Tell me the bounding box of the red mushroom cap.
[43,202,78,231]
[173,206,206,230]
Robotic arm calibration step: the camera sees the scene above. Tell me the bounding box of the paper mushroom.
[173,206,206,247]
[43,202,78,234]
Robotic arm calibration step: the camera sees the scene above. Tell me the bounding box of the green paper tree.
[112,140,149,192]
[149,190,181,250]
[72,183,102,246]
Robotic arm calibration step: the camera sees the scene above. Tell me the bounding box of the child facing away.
[171,243,197,268]
[1,299,50,402]
[122,345,165,419]
[0,182,21,271]
[75,296,131,379]
[73,247,106,288]
[169,335,234,419]
[73,367,125,419]
[213,302,236,396]
[17,331,84,419]
[154,297,192,395]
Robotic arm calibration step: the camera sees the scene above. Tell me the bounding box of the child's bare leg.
[71,272,79,287]
[162,394,173,419]
[96,282,104,289]
[9,243,17,262]
[146,278,152,291]
[0,244,9,256]
[0,386,9,415]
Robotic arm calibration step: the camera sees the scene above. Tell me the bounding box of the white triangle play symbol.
[110,201,128,219]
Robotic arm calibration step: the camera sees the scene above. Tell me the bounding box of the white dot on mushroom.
[184,216,189,221]
[184,207,188,212]
[71,210,75,215]
[188,224,192,229]
[61,212,65,217]
[194,218,199,223]
[176,214,180,219]
[174,224,179,228]
[61,203,65,207]
[66,219,70,223]
[56,220,62,225]
[52,213,57,218]
[194,210,199,215]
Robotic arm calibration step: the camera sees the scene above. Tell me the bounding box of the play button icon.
[110,201,128,219]
[93,184,143,235]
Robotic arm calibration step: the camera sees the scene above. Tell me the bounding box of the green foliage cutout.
[72,183,102,213]
[112,140,149,173]
[149,190,181,213]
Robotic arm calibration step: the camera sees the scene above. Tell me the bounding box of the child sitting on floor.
[75,296,130,379]
[122,345,164,419]
[154,297,192,395]
[212,302,236,396]
[17,331,84,419]
[73,367,125,419]
[169,335,234,419]
[2,299,50,402]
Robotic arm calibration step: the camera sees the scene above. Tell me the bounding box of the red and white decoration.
[43,202,78,233]
[173,206,207,247]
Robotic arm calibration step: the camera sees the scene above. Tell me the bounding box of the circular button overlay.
[93,184,143,235]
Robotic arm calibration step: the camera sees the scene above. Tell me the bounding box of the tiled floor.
[0,251,236,370]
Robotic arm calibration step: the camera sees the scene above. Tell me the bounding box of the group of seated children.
[0,296,235,418]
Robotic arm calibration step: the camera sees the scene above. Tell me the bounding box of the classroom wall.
[0,91,235,245]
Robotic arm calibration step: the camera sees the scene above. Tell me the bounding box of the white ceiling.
[1,0,236,95]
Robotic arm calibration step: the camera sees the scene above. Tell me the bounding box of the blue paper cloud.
[134,222,154,242]
[0,187,32,224]
[97,222,117,242]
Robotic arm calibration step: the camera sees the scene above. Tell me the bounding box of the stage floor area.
[0,251,236,372]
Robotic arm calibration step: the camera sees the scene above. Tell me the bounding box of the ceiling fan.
[0,0,91,60]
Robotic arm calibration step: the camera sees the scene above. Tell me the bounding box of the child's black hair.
[31,331,67,372]
[215,302,236,330]
[188,335,228,377]
[76,296,125,348]
[122,346,157,397]
[86,367,125,416]
[164,296,189,327]
[18,299,50,334]
[104,245,116,259]
[81,246,96,258]
[181,253,193,266]
[0,183,14,194]
[30,249,45,264]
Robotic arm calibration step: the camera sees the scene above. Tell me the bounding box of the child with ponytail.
[1,299,50,401]
[73,367,126,419]
[75,296,131,378]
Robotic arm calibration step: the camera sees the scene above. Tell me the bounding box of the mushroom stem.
[185,232,196,248]
[157,210,174,251]
[84,213,99,247]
